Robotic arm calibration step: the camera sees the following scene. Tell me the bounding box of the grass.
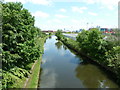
[25,55,42,88]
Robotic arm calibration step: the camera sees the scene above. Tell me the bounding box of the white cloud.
[29,0,52,5]
[72,6,87,13]
[88,12,98,16]
[60,8,66,12]
[80,0,119,10]
[4,0,52,5]
[55,14,68,18]
[80,0,97,4]
[97,0,116,10]
[71,19,80,23]
[53,19,62,23]
[4,0,26,3]
[51,0,119,10]
[5,0,119,9]
[96,19,105,22]
[32,11,50,18]
[47,19,62,23]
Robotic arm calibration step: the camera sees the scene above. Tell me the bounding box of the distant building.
[79,29,83,32]
[42,30,55,33]
[100,28,115,34]
[89,27,115,34]
[89,28,98,30]
[74,29,83,33]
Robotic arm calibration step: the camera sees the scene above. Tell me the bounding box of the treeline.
[55,29,120,84]
[1,2,46,88]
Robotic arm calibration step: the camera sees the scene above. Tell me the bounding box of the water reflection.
[68,45,119,88]
[75,64,119,88]
[55,41,62,50]
[40,68,57,88]
[63,45,67,50]
[39,36,119,88]
[49,36,52,39]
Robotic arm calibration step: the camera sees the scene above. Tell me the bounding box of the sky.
[4,0,119,31]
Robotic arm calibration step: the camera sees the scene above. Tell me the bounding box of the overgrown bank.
[55,29,120,84]
[25,37,48,88]
[1,2,47,88]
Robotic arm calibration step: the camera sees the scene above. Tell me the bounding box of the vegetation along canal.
[38,35,119,88]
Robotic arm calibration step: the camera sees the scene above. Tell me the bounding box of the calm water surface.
[38,35,119,88]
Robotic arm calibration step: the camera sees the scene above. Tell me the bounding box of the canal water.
[38,35,119,88]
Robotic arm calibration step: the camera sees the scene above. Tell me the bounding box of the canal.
[38,35,119,88]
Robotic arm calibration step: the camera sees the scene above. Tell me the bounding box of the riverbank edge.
[57,36,120,85]
[23,36,49,88]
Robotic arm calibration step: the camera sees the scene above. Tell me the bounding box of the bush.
[55,29,63,40]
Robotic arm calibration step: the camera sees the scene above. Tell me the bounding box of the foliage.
[49,32,52,36]
[76,29,109,60]
[55,29,63,40]
[2,2,46,88]
[76,29,120,82]
[105,46,120,81]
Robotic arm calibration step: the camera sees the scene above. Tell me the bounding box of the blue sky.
[4,0,119,31]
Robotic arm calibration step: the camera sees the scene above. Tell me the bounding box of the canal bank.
[55,30,120,85]
[24,36,48,88]
[38,35,119,88]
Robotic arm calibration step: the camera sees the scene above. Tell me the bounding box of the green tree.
[77,29,111,61]
[2,2,44,88]
[55,29,63,40]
